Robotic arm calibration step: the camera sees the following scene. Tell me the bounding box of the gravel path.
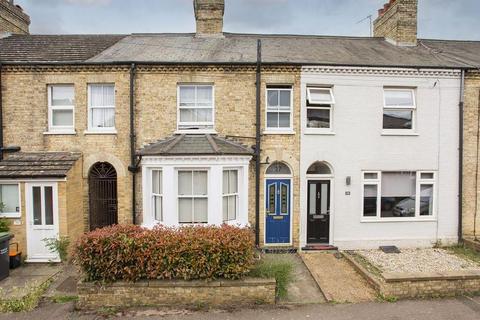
[357,248,480,273]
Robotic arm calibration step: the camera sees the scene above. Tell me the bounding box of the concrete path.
[280,254,326,304]
[0,264,62,299]
[300,252,377,303]
[1,297,480,320]
[44,263,79,298]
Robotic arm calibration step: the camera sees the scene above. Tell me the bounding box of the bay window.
[306,87,334,130]
[48,85,75,133]
[178,170,208,224]
[362,171,436,219]
[383,88,416,131]
[178,85,214,131]
[88,84,116,132]
[266,87,292,131]
[152,170,163,222]
[0,183,20,217]
[223,169,238,222]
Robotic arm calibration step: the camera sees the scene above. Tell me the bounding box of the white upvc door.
[26,182,60,262]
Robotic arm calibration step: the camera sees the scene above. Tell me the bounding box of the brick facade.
[0,0,30,34]
[463,71,480,239]
[373,0,417,46]
[1,64,301,251]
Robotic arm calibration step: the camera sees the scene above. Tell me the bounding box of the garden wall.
[344,253,480,299]
[77,278,276,309]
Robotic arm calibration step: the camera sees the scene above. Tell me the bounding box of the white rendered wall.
[300,67,461,249]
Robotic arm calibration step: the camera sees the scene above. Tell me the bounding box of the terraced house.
[0,0,479,261]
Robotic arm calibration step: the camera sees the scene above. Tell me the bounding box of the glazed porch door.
[26,183,60,262]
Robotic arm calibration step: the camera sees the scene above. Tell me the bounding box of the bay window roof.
[138,134,253,157]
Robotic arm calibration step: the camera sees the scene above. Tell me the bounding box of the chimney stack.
[193,0,224,37]
[373,0,417,46]
[0,0,30,35]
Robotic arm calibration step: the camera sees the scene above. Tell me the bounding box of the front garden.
[73,224,293,309]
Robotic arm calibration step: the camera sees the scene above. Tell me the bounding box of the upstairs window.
[383,88,416,131]
[48,85,75,133]
[88,84,116,132]
[266,87,293,131]
[306,87,334,130]
[178,85,214,131]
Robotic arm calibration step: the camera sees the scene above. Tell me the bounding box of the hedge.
[73,224,256,282]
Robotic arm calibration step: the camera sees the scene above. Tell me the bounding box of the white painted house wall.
[300,67,461,249]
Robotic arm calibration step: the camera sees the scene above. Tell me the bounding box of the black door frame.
[306,179,332,244]
[88,162,118,231]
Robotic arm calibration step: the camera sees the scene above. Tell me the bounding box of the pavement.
[300,252,377,303]
[0,297,479,319]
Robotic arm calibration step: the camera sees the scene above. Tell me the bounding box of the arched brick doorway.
[88,162,118,230]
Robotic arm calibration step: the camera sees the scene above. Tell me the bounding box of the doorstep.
[302,244,338,251]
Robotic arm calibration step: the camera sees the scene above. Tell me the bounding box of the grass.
[445,244,480,264]
[0,279,52,313]
[249,254,294,299]
[51,295,78,304]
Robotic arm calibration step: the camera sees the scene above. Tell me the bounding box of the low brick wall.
[344,253,480,299]
[77,278,276,309]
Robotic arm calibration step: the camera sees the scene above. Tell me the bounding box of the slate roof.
[0,152,81,178]
[0,34,126,63]
[88,33,480,68]
[1,32,479,69]
[138,134,254,156]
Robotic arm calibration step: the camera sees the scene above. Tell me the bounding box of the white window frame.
[382,88,416,134]
[305,87,334,133]
[177,84,215,133]
[361,171,436,222]
[222,169,239,222]
[177,169,209,224]
[0,182,21,218]
[151,169,163,222]
[265,86,294,133]
[47,85,75,134]
[87,83,116,133]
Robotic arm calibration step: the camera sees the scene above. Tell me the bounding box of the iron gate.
[88,162,118,231]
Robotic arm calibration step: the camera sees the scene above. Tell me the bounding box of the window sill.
[43,131,76,136]
[381,131,419,136]
[263,130,296,135]
[0,213,21,219]
[84,130,117,135]
[303,129,335,135]
[361,217,436,223]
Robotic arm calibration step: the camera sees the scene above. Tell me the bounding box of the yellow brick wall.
[2,64,301,248]
[66,157,85,243]
[373,0,417,45]
[463,71,480,239]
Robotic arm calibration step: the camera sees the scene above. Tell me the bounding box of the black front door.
[307,180,330,244]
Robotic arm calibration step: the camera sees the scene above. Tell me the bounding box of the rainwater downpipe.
[458,69,465,243]
[128,63,138,225]
[474,88,480,240]
[255,39,262,246]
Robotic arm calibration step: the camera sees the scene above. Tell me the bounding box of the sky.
[14,0,480,41]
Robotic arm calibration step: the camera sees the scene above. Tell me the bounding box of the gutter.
[458,69,465,242]
[0,60,471,70]
[127,63,138,225]
[255,39,262,246]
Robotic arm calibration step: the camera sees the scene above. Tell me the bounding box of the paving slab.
[278,254,326,304]
[0,264,62,300]
[44,263,79,298]
[300,252,377,303]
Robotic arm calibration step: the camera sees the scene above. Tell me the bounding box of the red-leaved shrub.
[73,224,256,282]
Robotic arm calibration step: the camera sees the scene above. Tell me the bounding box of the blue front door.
[265,179,291,244]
